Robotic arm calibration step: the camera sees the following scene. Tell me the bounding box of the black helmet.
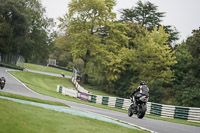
[140,81,146,85]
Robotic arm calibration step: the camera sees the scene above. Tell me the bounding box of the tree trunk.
[81,73,88,84]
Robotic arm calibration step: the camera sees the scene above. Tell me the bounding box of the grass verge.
[81,84,117,97]
[8,71,124,110]
[145,114,200,127]
[0,62,24,70]
[9,71,200,127]
[24,63,73,76]
[0,98,146,133]
[0,91,68,107]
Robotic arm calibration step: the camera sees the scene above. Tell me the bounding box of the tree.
[120,0,164,30]
[50,35,73,67]
[0,0,56,63]
[173,42,192,85]
[90,26,177,97]
[0,0,29,54]
[0,21,13,53]
[22,0,56,63]
[59,0,177,98]
[120,0,179,45]
[60,0,117,83]
[186,27,200,78]
[173,28,200,107]
[130,27,177,85]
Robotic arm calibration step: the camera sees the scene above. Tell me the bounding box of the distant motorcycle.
[0,77,6,89]
[1,80,5,89]
[128,94,149,119]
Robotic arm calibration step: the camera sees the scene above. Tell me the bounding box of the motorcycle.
[128,94,149,119]
[1,80,5,89]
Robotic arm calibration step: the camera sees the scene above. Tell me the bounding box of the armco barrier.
[150,103,162,116]
[79,92,90,101]
[115,98,124,109]
[71,77,88,93]
[57,71,200,123]
[102,96,109,105]
[91,95,97,103]
[86,94,200,122]
[57,85,78,98]
[57,84,200,123]
[161,104,175,118]
[174,106,189,120]
[188,107,200,123]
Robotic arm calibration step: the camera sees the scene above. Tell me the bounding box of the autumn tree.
[60,0,117,83]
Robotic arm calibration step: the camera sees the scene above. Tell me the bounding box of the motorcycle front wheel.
[128,105,133,117]
[1,85,4,89]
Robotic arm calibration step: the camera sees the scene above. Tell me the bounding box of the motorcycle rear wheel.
[137,105,146,119]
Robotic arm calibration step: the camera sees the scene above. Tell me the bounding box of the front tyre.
[128,105,133,117]
[137,104,146,119]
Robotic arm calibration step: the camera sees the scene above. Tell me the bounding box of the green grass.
[145,114,200,127]
[8,71,200,127]
[8,71,123,109]
[81,84,117,97]
[0,91,68,107]
[24,63,73,76]
[0,62,24,70]
[24,63,112,96]
[9,71,76,100]
[0,98,146,133]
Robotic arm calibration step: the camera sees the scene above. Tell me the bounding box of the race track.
[0,67,199,133]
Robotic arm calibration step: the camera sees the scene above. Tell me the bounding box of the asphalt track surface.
[0,67,199,133]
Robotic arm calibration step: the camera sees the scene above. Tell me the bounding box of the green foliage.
[176,74,200,107]
[163,25,179,45]
[173,27,200,107]
[130,27,176,85]
[186,27,200,78]
[58,0,177,99]
[125,22,146,48]
[0,21,13,53]
[50,36,73,67]
[120,0,164,30]
[65,0,117,61]
[0,0,29,54]
[120,0,179,44]
[59,0,127,83]
[56,0,200,108]
[149,80,164,103]
[113,70,133,98]
[173,43,192,85]
[0,0,56,63]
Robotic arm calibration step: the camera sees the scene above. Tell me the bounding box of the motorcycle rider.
[130,81,149,108]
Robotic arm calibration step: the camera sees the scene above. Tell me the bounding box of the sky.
[40,0,200,44]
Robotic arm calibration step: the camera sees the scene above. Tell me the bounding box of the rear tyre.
[137,105,146,119]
